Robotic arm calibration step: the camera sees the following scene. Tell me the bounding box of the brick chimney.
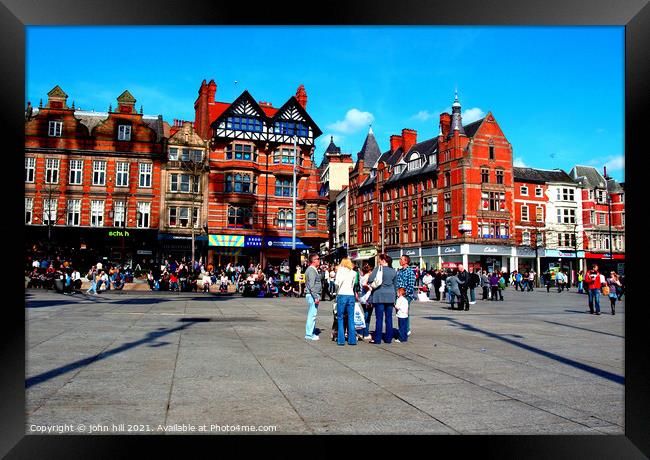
[402,129,417,152]
[296,84,308,108]
[440,113,451,138]
[194,80,210,140]
[390,135,403,152]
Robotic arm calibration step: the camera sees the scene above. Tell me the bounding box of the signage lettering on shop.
[405,250,417,256]
[444,247,457,253]
[483,247,498,253]
[108,231,130,237]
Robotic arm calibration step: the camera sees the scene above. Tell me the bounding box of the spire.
[140,105,143,114]
[450,90,465,136]
[368,124,374,135]
[357,126,382,168]
[71,100,75,110]
[108,103,113,112]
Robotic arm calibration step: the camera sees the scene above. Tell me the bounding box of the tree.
[178,146,208,268]
[38,181,70,262]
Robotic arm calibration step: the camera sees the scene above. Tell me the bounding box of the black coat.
[469,272,481,289]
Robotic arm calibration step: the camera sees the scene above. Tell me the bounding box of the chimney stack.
[401,129,417,153]
[390,135,403,152]
[440,113,452,138]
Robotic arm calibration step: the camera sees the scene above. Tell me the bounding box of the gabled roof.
[463,118,484,137]
[47,85,68,98]
[571,165,607,188]
[272,96,322,138]
[208,102,232,123]
[385,139,439,185]
[607,178,623,193]
[117,90,136,104]
[513,167,576,185]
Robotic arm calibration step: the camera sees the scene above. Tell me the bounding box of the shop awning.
[209,234,245,247]
[263,237,310,250]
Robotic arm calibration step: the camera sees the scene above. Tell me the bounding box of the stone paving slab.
[25,288,625,435]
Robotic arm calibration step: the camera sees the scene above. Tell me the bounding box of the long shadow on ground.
[424,316,625,385]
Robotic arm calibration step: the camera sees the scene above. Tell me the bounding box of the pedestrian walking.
[86,268,98,295]
[304,253,322,341]
[469,268,480,305]
[481,270,490,300]
[606,271,621,315]
[367,254,397,344]
[333,257,358,346]
[446,270,463,310]
[497,273,506,301]
[584,264,603,315]
[433,270,443,301]
[456,264,470,311]
[577,271,584,294]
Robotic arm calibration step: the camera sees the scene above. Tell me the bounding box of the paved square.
[25,288,624,434]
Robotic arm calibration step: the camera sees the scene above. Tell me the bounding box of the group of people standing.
[420,267,507,306]
[303,253,416,346]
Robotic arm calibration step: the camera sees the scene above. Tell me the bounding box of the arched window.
[307,211,317,228]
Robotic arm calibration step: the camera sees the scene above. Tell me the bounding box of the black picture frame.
[3,0,648,457]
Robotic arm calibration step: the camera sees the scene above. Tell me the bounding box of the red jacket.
[585,270,602,289]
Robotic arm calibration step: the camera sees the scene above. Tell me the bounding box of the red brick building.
[348,92,516,272]
[193,80,328,267]
[24,86,165,268]
[570,166,625,273]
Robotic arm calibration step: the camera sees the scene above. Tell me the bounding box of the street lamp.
[292,134,297,251]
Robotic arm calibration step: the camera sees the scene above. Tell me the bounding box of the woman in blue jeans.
[334,257,359,345]
[367,254,398,344]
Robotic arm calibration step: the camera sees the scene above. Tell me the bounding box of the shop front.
[208,234,310,268]
[350,247,378,266]
[542,249,585,284]
[420,247,439,271]
[515,246,538,274]
[158,233,208,264]
[466,244,514,274]
[584,252,625,275]
[439,245,463,271]
[401,247,421,268]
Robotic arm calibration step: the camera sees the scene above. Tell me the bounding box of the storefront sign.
[545,249,586,258]
[468,244,512,256]
[209,234,244,247]
[585,252,625,260]
[108,230,130,238]
[442,262,458,269]
[402,248,420,257]
[442,246,461,254]
[516,247,537,257]
[137,250,153,255]
[264,237,310,249]
[158,233,208,241]
[245,236,263,247]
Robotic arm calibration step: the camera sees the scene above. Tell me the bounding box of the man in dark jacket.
[456,264,470,311]
[433,270,442,301]
[468,268,481,305]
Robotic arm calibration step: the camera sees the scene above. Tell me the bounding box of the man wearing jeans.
[584,264,602,315]
[304,253,322,340]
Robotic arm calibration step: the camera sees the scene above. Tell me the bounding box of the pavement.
[25,287,625,435]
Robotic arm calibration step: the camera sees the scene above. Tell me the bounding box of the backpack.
[498,278,506,290]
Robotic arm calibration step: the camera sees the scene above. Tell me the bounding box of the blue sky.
[26,26,624,182]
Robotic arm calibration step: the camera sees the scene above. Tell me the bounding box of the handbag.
[369,266,383,290]
[353,302,366,330]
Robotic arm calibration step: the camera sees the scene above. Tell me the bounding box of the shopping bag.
[360,290,371,305]
[353,302,366,330]
[418,291,431,302]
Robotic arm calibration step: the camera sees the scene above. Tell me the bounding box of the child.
[394,287,409,342]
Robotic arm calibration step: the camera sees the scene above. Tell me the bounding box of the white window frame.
[45,158,60,184]
[139,163,152,188]
[522,231,531,246]
[536,206,544,222]
[92,160,106,186]
[67,199,81,226]
[520,185,528,196]
[168,147,178,161]
[48,120,63,137]
[116,162,129,187]
[113,201,126,227]
[25,197,33,224]
[90,200,104,227]
[179,207,190,228]
[137,202,150,228]
[193,207,200,228]
[180,174,190,193]
[535,187,543,197]
[25,157,35,183]
[170,173,178,192]
[118,125,132,141]
[521,205,529,221]
[69,159,83,185]
[43,199,58,225]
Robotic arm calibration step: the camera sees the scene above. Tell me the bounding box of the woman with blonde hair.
[606,271,622,315]
[334,257,358,346]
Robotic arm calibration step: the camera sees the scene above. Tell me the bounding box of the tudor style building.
[348,92,516,273]
[25,86,165,268]
[193,80,328,267]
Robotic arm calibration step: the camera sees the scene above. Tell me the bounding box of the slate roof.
[463,118,484,137]
[324,136,341,154]
[607,178,623,193]
[513,167,577,185]
[385,138,439,185]
[355,129,382,171]
[571,165,607,188]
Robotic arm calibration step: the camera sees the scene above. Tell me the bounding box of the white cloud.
[327,109,375,134]
[587,155,624,172]
[462,107,485,124]
[513,157,527,167]
[411,110,435,121]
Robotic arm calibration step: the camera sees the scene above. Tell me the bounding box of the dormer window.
[227,116,263,133]
[429,153,437,167]
[274,121,308,137]
[48,121,62,137]
[118,125,131,141]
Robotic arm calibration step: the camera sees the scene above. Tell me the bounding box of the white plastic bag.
[353,302,366,330]
[360,290,371,305]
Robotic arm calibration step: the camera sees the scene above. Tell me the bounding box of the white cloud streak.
[327,109,375,134]
[513,157,527,167]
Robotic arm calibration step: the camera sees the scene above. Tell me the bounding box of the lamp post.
[604,166,614,264]
[292,134,297,251]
